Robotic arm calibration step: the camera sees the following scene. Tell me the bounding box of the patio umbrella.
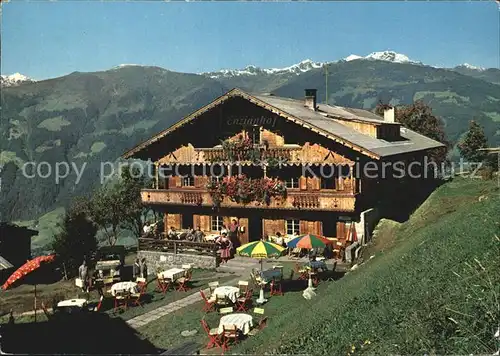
[346,223,358,243]
[236,241,285,304]
[287,234,333,289]
[2,254,56,322]
[286,234,334,249]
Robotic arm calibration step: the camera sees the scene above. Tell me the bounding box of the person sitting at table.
[143,222,152,237]
[261,234,269,242]
[167,226,177,240]
[186,227,195,241]
[194,226,205,242]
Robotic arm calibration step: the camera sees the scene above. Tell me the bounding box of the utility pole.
[324,63,328,105]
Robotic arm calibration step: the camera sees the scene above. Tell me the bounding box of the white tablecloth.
[160,268,185,281]
[110,281,138,296]
[218,313,254,335]
[57,299,87,308]
[213,286,240,303]
[205,234,220,242]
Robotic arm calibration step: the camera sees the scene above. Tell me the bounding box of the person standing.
[133,258,141,279]
[229,219,240,248]
[219,233,233,264]
[78,260,88,293]
[140,258,148,280]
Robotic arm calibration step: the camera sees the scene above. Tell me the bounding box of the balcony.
[195,145,301,164]
[141,188,356,212]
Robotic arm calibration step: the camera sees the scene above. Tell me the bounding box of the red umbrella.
[2,254,56,290]
[347,223,358,243]
[2,254,56,322]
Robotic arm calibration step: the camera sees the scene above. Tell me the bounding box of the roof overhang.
[122,88,382,160]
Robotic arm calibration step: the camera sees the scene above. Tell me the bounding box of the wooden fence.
[137,238,218,257]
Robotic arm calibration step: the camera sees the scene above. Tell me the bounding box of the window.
[285,178,299,189]
[320,177,337,190]
[211,216,224,232]
[211,176,222,184]
[286,219,300,235]
[182,175,194,187]
[249,125,260,145]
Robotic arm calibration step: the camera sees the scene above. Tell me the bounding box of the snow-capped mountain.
[203,51,422,79]
[454,63,485,72]
[203,59,325,79]
[1,73,35,87]
[343,51,421,64]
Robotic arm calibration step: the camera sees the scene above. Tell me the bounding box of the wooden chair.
[333,241,345,260]
[294,263,308,280]
[219,307,233,315]
[215,294,230,308]
[94,296,104,312]
[113,290,129,312]
[136,277,147,293]
[156,274,170,294]
[236,289,253,312]
[237,280,249,295]
[289,247,301,259]
[103,277,114,293]
[200,319,222,349]
[176,269,192,292]
[208,281,219,298]
[248,308,268,336]
[200,289,216,313]
[270,277,283,296]
[221,324,239,352]
[129,285,144,307]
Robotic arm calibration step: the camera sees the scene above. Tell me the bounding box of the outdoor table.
[213,286,240,303]
[110,281,139,296]
[309,260,328,270]
[259,268,283,283]
[57,299,88,308]
[160,268,186,281]
[205,234,220,242]
[218,313,254,335]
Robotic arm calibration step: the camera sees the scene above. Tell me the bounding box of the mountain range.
[1,51,499,243]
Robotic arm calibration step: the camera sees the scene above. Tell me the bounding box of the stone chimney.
[384,106,395,123]
[304,89,317,111]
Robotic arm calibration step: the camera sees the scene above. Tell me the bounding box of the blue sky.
[2,1,499,79]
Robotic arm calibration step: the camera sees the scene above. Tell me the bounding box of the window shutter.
[311,177,320,190]
[299,220,307,234]
[299,176,307,190]
[336,222,346,240]
[193,214,201,230]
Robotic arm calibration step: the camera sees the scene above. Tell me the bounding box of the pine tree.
[458,120,488,163]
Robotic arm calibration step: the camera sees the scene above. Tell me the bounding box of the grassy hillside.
[233,178,499,355]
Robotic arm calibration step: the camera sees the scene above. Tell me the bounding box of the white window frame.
[211,216,224,232]
[285,178,299,189]
[182,175,194,187]
[286,219,300,235]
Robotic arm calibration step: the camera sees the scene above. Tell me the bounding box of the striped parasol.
[286,234,334,249]
[236,240,285,259]
[2,254,56,290]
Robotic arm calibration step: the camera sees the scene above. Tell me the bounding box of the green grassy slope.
[233,178,500,355]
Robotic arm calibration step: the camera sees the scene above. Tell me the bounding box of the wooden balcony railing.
[141,188,356,212]
[138,238,217,257]
[196,146,301,163]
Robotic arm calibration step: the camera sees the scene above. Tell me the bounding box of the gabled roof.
[123,88,445,160]
[0,256,14,271]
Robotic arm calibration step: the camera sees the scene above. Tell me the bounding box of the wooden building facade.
[123,88,444,246]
